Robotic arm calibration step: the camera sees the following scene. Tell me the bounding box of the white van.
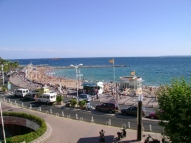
[14,88,29,97]
[38,93,57,104]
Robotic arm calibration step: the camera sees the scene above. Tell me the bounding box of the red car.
[96,102,120,113]
[148,112,159,119]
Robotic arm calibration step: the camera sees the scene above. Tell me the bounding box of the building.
[82,81,104,95]
[119,75,143,95]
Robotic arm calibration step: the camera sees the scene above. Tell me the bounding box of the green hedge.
[2,112,47,143]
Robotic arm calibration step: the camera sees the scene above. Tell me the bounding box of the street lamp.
[1,64,5,86]
[70,64,83,104]
[137,93,143,141]
[77,69,83,87]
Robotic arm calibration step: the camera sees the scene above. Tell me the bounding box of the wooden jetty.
[50,65,127,69]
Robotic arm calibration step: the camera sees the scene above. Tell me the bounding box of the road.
[0,93,163,133]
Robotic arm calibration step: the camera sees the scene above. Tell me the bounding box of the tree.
[0,58,19,73]
[156,77,191,143]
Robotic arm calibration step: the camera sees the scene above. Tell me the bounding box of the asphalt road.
[0,93,163,133]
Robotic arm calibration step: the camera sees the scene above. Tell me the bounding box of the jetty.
[50,65,127,69]
[20,64,127,69]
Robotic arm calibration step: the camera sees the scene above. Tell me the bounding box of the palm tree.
[0,58,19,73]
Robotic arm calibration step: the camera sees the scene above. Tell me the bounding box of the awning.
[82,82,97,87]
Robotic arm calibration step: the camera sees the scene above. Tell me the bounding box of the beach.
[10,65,116,93]
[9,65,158,98]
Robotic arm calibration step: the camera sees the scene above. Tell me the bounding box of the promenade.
[1,102,162,143]
[9,74,159,108]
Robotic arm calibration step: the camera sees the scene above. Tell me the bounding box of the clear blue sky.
[0,0,191,59]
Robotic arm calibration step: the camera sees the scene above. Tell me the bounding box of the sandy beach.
[7,66,157,97]
[21,66,157,96]
[28,66,76,88]
[23,66,116,93]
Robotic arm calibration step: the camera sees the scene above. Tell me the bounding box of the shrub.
[70,98,77,106]
[78,100,86,108]
[56,95,64,102]
[2,86,7,92]
[2,112,47,143]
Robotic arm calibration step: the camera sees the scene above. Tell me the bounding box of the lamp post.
[70,64,83,104]
[137,94,143,141]
[0,102,6,143]
[1,64,5,86]
[78,69,83,88]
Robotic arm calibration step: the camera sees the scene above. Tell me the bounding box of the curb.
[1,100,52,143]
[30,122,52,143]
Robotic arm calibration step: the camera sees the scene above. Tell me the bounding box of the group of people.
[99,128,127,143]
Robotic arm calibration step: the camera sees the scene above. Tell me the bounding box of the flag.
[109,58,114,64]
[131,71,135,76]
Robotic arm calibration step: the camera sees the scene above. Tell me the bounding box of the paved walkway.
[1,102,162,143]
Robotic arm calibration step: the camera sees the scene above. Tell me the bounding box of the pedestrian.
[97,93,99,99]
[99,129,105,143]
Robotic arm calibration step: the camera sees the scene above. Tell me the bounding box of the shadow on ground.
[77,135,140,143]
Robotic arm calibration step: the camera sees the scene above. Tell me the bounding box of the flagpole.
[109,58,116,94]
[113,58,116,95]
[0,102,6,143]
[113,58,115,83]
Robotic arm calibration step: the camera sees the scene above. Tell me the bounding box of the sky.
[0,0,191,59]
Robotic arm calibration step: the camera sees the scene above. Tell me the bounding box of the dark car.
[24,93,37,101]
[95,102,120,113]
[121,106,146,116]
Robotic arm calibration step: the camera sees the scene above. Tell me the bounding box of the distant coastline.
[7,55,191,60]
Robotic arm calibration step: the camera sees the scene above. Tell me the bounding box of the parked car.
[14,88,29,97]
[148,110,163,119]
[148,112,159,119]
[78,94,92,102]
[121,106,147,116]
[95,102,120,113]
[24,93,37,101]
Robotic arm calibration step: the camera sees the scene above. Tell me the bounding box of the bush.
[56,95,64,102]
[70,98,77,107]
[2,86,7,92]
[78,100,86,108]
[2,112,47,143]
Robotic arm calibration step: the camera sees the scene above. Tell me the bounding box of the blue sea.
[11,57,191,86]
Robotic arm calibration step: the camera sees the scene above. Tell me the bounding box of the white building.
[119,75,143,95]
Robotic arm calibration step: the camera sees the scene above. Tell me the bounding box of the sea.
[10,57,191,86]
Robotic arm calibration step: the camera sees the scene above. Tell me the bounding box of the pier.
[20,64,127,69]
[50,65,127,69]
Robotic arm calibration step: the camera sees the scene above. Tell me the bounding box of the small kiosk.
[119,73,143,95]
[82,81,104,95]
